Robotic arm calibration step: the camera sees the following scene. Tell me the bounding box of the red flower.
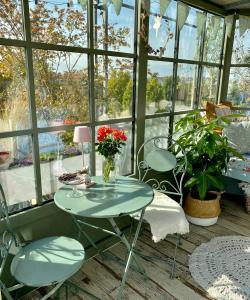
[120,130,127,141]
[112,129,127,141]
[97,126,113,142]
[96,126,127,157]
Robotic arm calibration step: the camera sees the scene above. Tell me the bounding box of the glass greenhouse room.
[0,0,250,299]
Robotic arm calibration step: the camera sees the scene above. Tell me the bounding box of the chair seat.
[11,236,85,287]
[133,191,189,243]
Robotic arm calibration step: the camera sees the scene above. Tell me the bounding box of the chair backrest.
[137,136,187,205]
[0,184,20,279]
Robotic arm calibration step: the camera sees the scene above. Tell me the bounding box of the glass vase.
[102,156,116,183]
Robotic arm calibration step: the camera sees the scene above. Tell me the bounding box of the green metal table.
[54,176,154,299]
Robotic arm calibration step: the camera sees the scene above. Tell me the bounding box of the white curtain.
[160,0,171,17]
[112,0,123,16]
[239,15,250,37]
[196,12,206,38]
[225,15,234,38]
[177,2,190,31]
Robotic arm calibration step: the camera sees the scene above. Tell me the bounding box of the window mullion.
[134,0,149,176]
[216,20,226,104]
[195,11,207,109]
[22,0,43,205]
[88,0,96,176]
[219,14,236,102]
[169,5,180,137]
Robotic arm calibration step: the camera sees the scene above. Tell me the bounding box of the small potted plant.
[96,126,127,183]
[174,111,242,226]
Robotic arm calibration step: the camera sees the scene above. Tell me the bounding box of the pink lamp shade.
[73,126,91,143]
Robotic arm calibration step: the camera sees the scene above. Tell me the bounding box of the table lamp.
[73,126,91,168]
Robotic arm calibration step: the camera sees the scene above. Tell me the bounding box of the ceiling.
[207,0,250,11]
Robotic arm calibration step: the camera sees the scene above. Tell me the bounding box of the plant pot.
[184,192,221,226]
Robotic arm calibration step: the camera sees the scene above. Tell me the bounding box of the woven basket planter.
[184,192,221,226]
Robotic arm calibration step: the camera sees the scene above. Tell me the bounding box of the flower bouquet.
[96,126,127,183]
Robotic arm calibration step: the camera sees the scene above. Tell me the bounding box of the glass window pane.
[0,136,36,212]
[0,1,24,40]
[94,1,135,53]
[95,56,133,121]
[33,50,89,127]
[39,129,90,201]
[232,20,250,64]
[29,1,87,47]
[146,61,173,115]
[0,46,30,132]
[95,123,132,176]
[175,64,197,111]
[200,66,220,105]
[179,8,204,61]
[203,14,224,63]
[145,117,169,141]
[227,67,250,107]
[148,0,176,58]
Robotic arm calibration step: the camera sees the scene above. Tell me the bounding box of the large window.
[0,0,136,212]
[227,19,250,107]
[0,1,227,214]
[145,1,225,138]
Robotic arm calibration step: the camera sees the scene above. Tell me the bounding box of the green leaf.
[198,173,207,200]
[185,177,199,188]
[207,174,224,190]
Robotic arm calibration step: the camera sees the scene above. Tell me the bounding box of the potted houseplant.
[174,111,242,226]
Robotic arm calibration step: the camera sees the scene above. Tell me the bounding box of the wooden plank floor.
[23,195,250,300]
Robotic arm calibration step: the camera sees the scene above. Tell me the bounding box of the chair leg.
[0,280,13,300]
[170,234,180,279]
[177,234,182,246]
[40,281,64,300]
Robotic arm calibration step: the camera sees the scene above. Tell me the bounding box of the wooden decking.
[25,195,250,300]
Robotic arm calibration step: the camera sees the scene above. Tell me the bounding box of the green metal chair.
[132,136,189,278]
[0,184,85,300]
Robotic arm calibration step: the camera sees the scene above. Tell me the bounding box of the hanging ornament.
[177,2,190,31]
[153,16,162,37]
[160,0,171,18]
[79,0,87,10]
[225,15,234,38]
[112,0,123,16]
[196,12,206,38]
[239,15,250,37]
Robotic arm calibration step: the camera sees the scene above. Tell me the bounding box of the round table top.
[54,176,154,218]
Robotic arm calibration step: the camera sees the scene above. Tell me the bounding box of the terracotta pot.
[184,192,221,226]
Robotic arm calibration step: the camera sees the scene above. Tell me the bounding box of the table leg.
[71,215,105,258]
[108,208,146,299]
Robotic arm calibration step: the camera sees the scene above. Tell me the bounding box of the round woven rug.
[189,236,250,300]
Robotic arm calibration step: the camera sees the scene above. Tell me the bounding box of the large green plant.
[174,111,242,200]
